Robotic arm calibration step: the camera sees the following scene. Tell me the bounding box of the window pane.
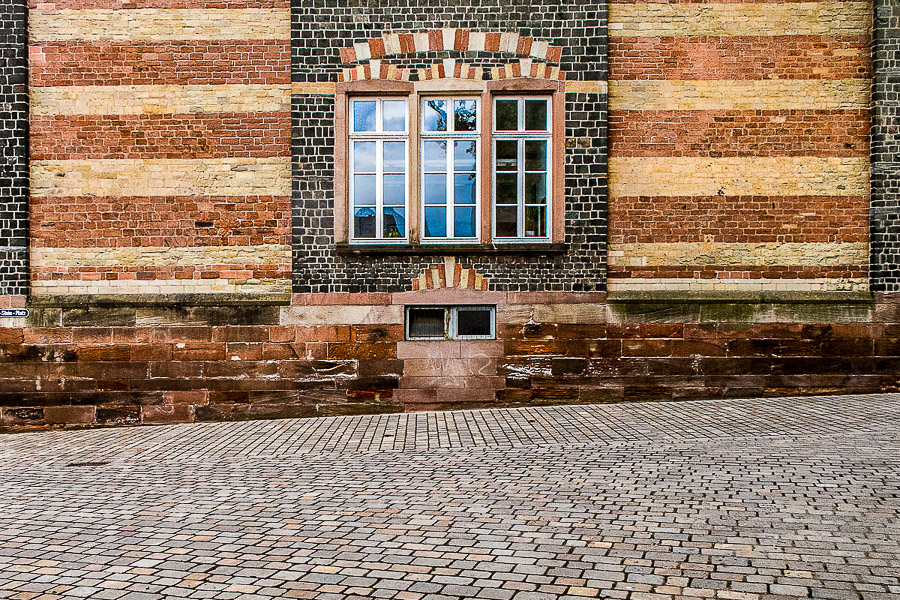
[495,173,517,204]
[423,99,447,132]
[456,308,492,337]
[525,99,548,131]
[495,205,518,237]
[454,140,477,171]
[383,142,405,173]
[382,100,406,131]
[525,173,547,205]
[383,207,405,238]
[424,174,446,206]
[495,140,518,171]
[454,173,476,205]
[525,140,547,172]
[408,308,446,338]
[353,101,376,132]
[454,99,477,132]
[353,174,376,205]
[353,141,376,172]
[424,141,447,171]
[424,206,447,237]
[354,207,376,238]
[525,206,547,238]
[496,99,518,131]
[454,206,476,238]
[383,174,405,206]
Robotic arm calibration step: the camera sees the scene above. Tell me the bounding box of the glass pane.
[525,140,547,172]
[423,99,447,132]
[495,205,518,238]
[424,174,446,205]
[424,206,447,237]
[408,308,446,338]
[525,173,547,205]
[383,174,405,206]
[454,140,477,172]
[424,141,447,171]
[353,141,376,172]
[383,142,405,173]
[353,101,376,132]
[456,308,492,337]
[454,173,476,205]
[495,173,517,204]
[525,205,547,238]
[496,99,518,131]
[382,100,406,131]
[353,174,376,205]
[354,207,376,238]
[495,140,518,171]
[525,99,548,131]
[454,206,476,238]
[454,99,477,132]
[383,207,405,238]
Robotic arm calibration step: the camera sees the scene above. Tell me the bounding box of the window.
[349,98,408,241]
[336,82,563,247]
[406,305,496,340]
[421,98,480,242]
[493,97,551,240]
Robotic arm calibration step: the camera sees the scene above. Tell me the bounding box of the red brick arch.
[338,29,563,66]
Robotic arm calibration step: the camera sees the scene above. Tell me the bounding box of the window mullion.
[447,135,454,239]
[518,137,525,239]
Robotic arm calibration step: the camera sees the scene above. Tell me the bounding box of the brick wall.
[28,0,292,298]
[0,0,28,296]
[291,1,609,293]
[608,0,872,295]
[873,0,900,291]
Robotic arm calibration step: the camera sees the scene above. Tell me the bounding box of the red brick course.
[32,195,291,248]
[609,196,868,244]
[610,36,871,81]
[32,113,290,160]
[33,265,290,281]
[31,41,289,87]
[609,110,869,158]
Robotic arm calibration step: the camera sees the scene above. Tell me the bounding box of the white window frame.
[492,96,552,242]
[405,305,496,341]
[349,98,410,243]
[420,96,481,244]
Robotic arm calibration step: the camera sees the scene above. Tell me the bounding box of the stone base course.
[0,293,898,431]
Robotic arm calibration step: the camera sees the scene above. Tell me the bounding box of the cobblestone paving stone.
[0,394,898,599]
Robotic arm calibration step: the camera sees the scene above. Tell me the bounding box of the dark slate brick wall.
[291,1,607,293]
[873,0,900,292]
[0,0,27,295]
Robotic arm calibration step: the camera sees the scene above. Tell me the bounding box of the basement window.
[406,306,495,340]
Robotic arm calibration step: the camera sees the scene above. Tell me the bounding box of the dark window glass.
[456,308,493,338]
[408,308,446,338]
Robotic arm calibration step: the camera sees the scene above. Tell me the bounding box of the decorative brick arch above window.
[411,258,489,291]
[339,29,563,65]
[341,59,565,84]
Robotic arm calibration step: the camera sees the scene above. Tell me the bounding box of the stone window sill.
[335,243,567,256]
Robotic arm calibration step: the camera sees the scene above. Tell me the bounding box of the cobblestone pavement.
[0,395,898,600]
